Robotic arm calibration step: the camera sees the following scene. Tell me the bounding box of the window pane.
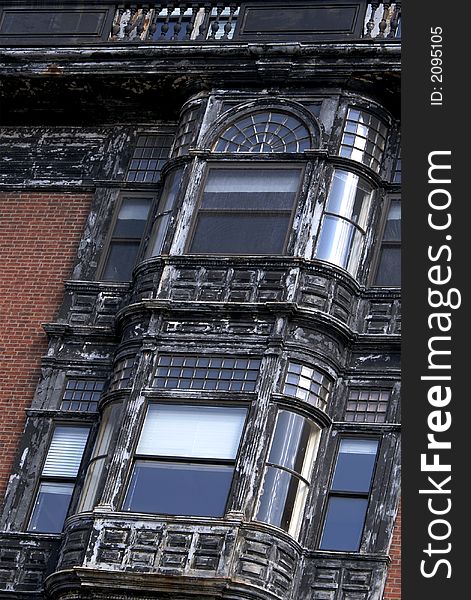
[268,411,320,477]
[315,215,362,271]
[42,426,90,478]
[28,482,74,533]
[123,461,234,517]
[189,213,290,254]
[256,466,308,536]
[137,405,247,459]
[320,497,368,551]
[383,200,401,241]
[77,457,105,513]
[202,169,300,210]
[102,241,140,281]
[325,171,373,228]
[113,198,152,237]
[331,439,378,493]
[375,247,401,286]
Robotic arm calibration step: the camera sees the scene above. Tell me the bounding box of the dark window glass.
[320,438,378,551]
[101,198,153,281]
[331,441,377,493]
[123,461,234,516]
[374,199,401,286]
[345,389,390,423]
[320,497,369,551]
[28,482,75,533]
[188,167,301,255]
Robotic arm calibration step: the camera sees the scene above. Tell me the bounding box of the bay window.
[373,198,401,286]
[123,404,247,517]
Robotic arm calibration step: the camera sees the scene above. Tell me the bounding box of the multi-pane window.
[28,426,90,533]
[108,357,134,391]
[123,404,247,516]
[373,199,401,286]
[393,148,401,183]
[173,105,202,157]
[126,134,173,183]
[100,196,154,281]
[283,362,332,411]
[314,170,374,275]
[213,111,312,153]
[339,108,388,173]
[152,354,261,392]
[320,438,378,551]
[187,166,302,255]
[345,390,390,423]
[256,410,321,539]
[60,379,104,412]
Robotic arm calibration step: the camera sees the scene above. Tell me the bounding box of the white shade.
[339,439,378,455]
[42,426,90,478]
[137,404,247,459]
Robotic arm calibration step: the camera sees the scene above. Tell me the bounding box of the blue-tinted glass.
[320,496,368,551]
[123,461,233,517]
[28,482,74,533]
[102,241,140,281]
[331,440,378,493]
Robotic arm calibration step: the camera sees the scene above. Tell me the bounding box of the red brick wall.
[0,192,92,500]
[383,500,401,599]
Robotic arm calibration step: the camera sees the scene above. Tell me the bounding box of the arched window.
[213,111,312,153]
[186,107,315,255]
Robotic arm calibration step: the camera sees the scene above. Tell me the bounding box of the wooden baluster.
[208,4,224,40]
[365,2,379,38]
[196,2,212,40]
[111,7,124,39]
[174,4,187,40]
[388,2,401,38]
[124,6,138,39]
[160,3,175,40]
[185,3,199,40]
[222,3,238,40]
[148,4,162,39]
[136,5,148,39]
[378,2,391,38]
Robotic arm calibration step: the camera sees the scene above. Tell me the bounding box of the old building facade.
[0,1,401,599]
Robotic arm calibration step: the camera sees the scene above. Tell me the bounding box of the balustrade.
[110,2,401,42]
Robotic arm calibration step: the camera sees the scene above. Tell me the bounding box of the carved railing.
[364,2,401,38]
[110,2,401,42]
[111,3,240,42]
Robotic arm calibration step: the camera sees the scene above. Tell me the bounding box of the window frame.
[121,400,249,518]
[26,423,91,534]
[185,161,306,256]
[97,191,158,282]
[369,194,401,287]
[318,435,380,552]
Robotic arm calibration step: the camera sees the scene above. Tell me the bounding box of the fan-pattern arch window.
[213,111,312,153]
[188,109,313,256]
